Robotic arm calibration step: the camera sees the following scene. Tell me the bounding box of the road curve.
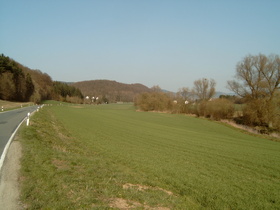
[0,106,39,159]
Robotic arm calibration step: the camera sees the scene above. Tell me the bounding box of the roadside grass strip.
[19,104,280,209]
[0,100,33,112]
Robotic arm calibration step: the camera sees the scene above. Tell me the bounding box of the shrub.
[207,99,235,120]
[135,92,174,112]
[195,99,235,120]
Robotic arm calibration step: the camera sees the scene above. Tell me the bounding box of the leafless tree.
[177,87,193,101]
[192,78,216,101]
[151,85,162,92]
[227,54,280,100]
[227,54,280,128]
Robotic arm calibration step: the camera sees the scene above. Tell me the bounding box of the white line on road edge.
[0,108,39,172]
[0,116,27,173]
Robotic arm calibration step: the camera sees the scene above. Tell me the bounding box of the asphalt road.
[0,106,38,157]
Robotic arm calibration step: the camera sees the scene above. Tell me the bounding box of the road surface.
[0,106,38,158]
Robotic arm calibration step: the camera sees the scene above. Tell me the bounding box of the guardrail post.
[1,106,3,112]
[26,112,30,126]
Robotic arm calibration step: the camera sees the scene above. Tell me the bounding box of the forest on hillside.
[0,54,83,103]
[0,54,150,104]
[72,80,151,103]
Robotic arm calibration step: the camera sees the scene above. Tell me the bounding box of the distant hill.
[72,80,151,103]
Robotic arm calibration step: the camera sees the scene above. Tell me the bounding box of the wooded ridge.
[0,54,151,104]
[72,80,151,103]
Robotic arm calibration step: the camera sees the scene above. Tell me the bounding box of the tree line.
[0,54,83,103]
[135,54,280,133]
[53,81,83,103]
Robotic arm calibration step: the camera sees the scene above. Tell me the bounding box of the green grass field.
[19,103,280,209]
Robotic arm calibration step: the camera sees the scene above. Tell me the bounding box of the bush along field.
[19,103,280,209]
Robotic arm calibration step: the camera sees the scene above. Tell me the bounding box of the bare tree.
[227,54,280,128]
[151,85,162,92]
[192,78,216,101]
[177,87,193,101]
[227,54,280,100]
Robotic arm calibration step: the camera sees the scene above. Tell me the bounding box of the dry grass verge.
[0,100,33,111]
[221,119,280,141]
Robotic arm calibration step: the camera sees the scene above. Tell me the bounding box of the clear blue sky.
[1,0,279,92]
